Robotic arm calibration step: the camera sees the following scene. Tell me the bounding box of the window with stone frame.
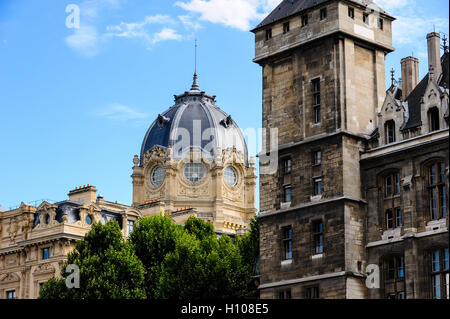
[283,21,290,34]
[278,289,292,299]
[382,171,402,231]
[301,14,308,27]
[383,255,406,299]
[312,78,321,124]
[282,226,293,260]
[348,7,354,19]
[312,220,324,255]
[430,248,449,299]
[265,28,272,41]
[283,185,292,203]
[385,120,396,144]
[313,177,323,196]
[427,162,448,221]
[363,13,369,25]
[320,7,327,20]
[378,18,384,30]
[6,290,16,299]
[42,247,51,260]
[313,149,322,166]
[283,157,292,174]
[428,107,440,132]
[305,286,319,299]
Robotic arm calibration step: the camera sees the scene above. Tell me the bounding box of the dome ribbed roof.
[140,74,248,165]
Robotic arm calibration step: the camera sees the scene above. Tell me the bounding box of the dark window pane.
[320,8,327,20]
[397,256,405,279]
[395,208,403,227]
[444,249,449,271]
[432,250,440,272]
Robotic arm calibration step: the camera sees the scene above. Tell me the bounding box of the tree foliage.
[39,221,146,299]
[40,215,260,299]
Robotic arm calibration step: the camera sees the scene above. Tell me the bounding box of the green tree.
[157,216,251,299]
[39,221,146,299]
[128,215,183,298]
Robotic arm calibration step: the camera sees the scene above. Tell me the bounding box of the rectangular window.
[394,173,401,195]
[305,286,319,299]
[378,18,384,29]
[385,121,396,144]
[312,78,321,123]
[363,13,369,24]
[385,173,400,198]
[385,175,392,198]
[397,291,406,299]
[127,220,135,237]
[313,178,322,196]
[265,29,272,41]
[348,7,354,19]
[320,8,327,20]
[284,185,292,203]
[42,247,51,260]
[279,289,291,299]
[313,150,322,166]
[284,158,292,174]
[282,226,293,260]
[429,163,448,220]
[431,249,449,299]
[6,290,16,299]
[283,22,290,34]
[397,256,405,279]
[301,14,308,27]
[313,220,324,254]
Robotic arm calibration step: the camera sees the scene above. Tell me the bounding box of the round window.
[151,165,165,187]
[86,215,92,225]
[184,163,205,183]
[224,166,238,187]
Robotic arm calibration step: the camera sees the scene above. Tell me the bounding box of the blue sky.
[0,0,448,210]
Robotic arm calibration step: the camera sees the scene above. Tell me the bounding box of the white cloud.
[65,26,100,57]
[97,104,149,121]
[174,0,282,31]
[179,15,203,30]
[152,28,182,44]
[65,0,121,57]
[105,15,182,48]
[392,16,448,45]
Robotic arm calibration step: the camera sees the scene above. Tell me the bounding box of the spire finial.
[390,68,395,86]
[191,39,200,91]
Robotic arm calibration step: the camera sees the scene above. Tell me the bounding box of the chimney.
[68,185,97,204]
[427,32,442,79]
[401,56,419,100]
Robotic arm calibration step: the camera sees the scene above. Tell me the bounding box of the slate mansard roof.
[140,74,249,165]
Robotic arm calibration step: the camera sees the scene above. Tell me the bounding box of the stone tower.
[252,0,394,298]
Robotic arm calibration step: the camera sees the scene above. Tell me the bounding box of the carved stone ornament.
[143,146,168,167]
[33,263,55,275]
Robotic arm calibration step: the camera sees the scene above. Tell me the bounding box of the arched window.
[385,120,396,144]
[428,107,440,132]
[427,162,448,220]
[383,255,406,299]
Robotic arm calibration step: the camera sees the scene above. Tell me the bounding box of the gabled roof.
[402,52,449,130]
[251,0,393,32]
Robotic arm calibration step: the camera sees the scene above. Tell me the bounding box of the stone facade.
[254,0,448,299]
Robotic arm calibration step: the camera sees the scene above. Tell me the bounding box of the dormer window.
[283,22,290,34]
[428,107,440,132]
[385,120,395,144]
[265,29,272,41]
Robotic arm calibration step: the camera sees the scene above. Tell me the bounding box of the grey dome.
[140,74,248,165]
